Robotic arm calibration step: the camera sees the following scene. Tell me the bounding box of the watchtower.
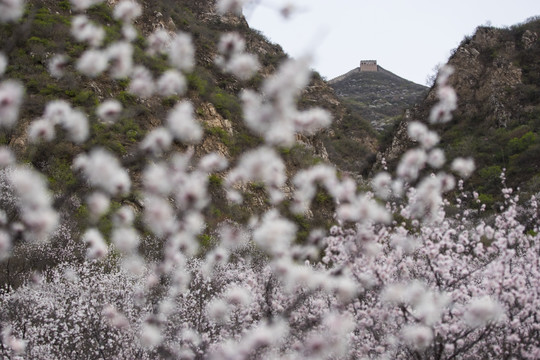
[360,60,378,72]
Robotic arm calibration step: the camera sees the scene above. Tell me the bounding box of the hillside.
[377,17,540,208]
[329,64,428,131]
[0,0,370,287]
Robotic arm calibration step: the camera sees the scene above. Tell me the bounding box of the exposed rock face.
[329,66,427,131]
[376,19,540,197]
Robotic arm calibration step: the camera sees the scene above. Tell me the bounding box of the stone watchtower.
[360,60,378,72]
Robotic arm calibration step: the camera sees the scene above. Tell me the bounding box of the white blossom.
[139,127,172,157]
[427,148,446,168]
[0,230,10,260]
[293,107,332,135]
[107,41,134,79]
[143,195,176,238]
[71,15,105,47]
[129,66,155,98]
[113,206,135,227]
[0,80,24,128]
[451,157,475,178]
[96,99,123,124]
[253,210,296,256]
[223,53,260,80]
[168,32,195,72]
[372,171,392,199]
[146,28,170,56]
[198,152,228,173]
[113,0,142,23]
[69,0,104,11]
[217,32,245,55]
[76,49,108,77]
[86,191,110,219]
[0,0,25,22]
[61,109,89,144]
[74,148,131,195]
[140,321,162,348]
[0,52,7,76]
[0,146,15,167]
[216,0,247,15]
[43,100,72,124]
[82,228,108,259]
[166,100,202,144]
[28,118,55,143]
[112,226,140,254]
[9,166,58,241]
[397,148,427,181]
[156,69,187,97]
[48,54,69,78]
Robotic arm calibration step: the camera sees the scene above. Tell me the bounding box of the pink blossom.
[402,325,433,350]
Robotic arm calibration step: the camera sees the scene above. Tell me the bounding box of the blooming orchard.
[0,0,539,359]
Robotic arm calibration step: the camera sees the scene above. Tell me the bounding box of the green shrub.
[508,131,537,154]
[187,73,209,97]
[478,193,495,209]
[27,36,55,47]
[48,157,77,190]
[71,90,99,107]
[39,83,62,97]
[208,174,223,187]
[117,91,137,106]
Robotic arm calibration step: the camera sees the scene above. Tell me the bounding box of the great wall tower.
[360,60,378,72]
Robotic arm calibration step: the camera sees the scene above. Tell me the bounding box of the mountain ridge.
[329,64,423,86]
[328,63,428,132]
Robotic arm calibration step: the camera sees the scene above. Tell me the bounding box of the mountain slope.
[0,0,364,287]
[329,65,428,131]
[377,18,540,207]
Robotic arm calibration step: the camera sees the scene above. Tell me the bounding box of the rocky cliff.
[377,17,540,206]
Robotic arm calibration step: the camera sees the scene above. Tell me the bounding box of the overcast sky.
[244,0,540,85]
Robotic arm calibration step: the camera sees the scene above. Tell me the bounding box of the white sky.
[244,0,540,85]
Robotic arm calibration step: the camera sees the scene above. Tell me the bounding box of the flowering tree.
[0,0,539,359]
